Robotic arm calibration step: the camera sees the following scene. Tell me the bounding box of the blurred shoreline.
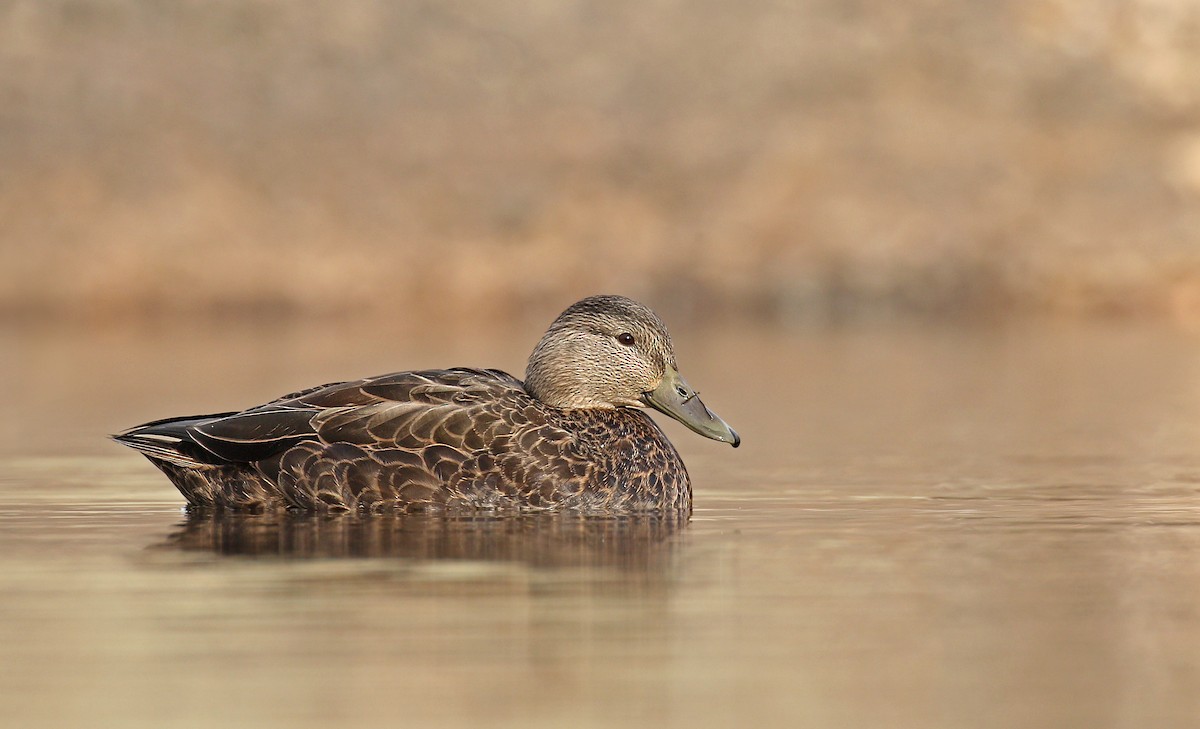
[3,1,1200,326]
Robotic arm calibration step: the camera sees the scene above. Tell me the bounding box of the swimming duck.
[115,295,739,513]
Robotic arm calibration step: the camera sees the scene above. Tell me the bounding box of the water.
[3,318,1200,728]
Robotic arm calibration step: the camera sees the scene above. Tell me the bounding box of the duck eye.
[616,332,636,346]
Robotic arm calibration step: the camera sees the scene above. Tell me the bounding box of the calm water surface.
[3,318,1200,728]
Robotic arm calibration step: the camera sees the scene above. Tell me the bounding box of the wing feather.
[190,409,318,462]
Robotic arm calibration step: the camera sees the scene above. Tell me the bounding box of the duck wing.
[187,368,531,464]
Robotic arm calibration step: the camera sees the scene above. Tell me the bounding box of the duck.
[114,295,740,513]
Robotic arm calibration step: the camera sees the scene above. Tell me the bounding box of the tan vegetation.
[2,0,1200,323]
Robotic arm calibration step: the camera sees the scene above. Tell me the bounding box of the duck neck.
[525,335,616,410]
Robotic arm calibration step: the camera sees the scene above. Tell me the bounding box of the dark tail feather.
[113,414,236,468]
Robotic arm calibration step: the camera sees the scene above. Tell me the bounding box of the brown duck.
[115,295,739,513]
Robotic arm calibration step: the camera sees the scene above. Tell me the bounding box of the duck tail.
[112,414,233,469]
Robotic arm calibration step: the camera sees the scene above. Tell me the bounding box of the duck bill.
[642,366,741,447]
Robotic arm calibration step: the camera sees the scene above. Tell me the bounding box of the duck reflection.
[161,511,687,570]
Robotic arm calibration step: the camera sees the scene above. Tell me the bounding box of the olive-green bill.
[642,366,740,447]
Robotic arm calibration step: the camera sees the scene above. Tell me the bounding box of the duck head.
[525,295,740,447]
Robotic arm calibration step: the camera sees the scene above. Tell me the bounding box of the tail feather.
[112,413,236,468]
[112,432,206,468]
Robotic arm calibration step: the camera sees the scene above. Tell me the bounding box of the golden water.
[3,318,1199,728]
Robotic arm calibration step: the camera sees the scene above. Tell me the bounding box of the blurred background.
[3,0,1200,326]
